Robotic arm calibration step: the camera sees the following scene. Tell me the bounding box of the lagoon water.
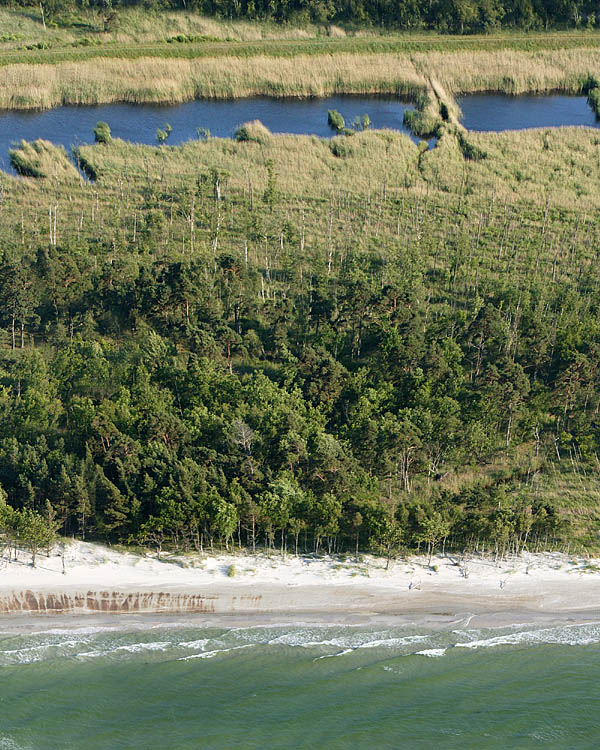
[2,94,600,171]
[1,620,600,749]
[458,94,600,132]
[0,96,416,171]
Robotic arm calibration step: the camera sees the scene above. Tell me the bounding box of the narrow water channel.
[0,96,416,172]
[1,93,599,174]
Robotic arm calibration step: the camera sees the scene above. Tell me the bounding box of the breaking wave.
[2,621,600,666]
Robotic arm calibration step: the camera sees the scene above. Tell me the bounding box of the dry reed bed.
[419,48,600,93]
[2,46,600,111]
[77,130,421,201]
[0,54,426,109]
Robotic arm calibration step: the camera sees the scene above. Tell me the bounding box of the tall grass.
[419,48,600,95]
[0,53,426,109]
[1,22,600,69]
[9,138,80,179]
[1,45,599,111]
[420,125,600,208]
[75,128,421,200]
[67,124,600,212]
[0,7,323,52]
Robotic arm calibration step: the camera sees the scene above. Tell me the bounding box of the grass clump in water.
[327,108,345,132]
[93,121,112,144]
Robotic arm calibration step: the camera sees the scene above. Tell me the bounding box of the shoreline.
[2,542,600,630]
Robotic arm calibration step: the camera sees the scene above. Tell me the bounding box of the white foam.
[30,626,120,636]
[314,649,354,660]
[178,639,210,650]
[179,644,255,661]
[454,624,600,650]
[0,739,30,750]
[265,628,429,651]
[77,640,172,658]
[358,635,430,649]
[113,640,172,654]
[0,639,92,664]
[416,648,447,657]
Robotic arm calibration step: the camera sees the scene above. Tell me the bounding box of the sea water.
[1,620,599,749]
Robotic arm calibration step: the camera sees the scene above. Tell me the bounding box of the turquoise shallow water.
[1,620,599,749]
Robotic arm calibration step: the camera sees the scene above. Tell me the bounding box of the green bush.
[93,121,112,144]
[403,109,441,138]
[327,109,345,132]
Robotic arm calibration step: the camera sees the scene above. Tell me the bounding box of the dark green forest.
[3,0,600,33]
[2,124,600,561]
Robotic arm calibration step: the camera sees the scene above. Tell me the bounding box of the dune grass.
[8,138,80,179]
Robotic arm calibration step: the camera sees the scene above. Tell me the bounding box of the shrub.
[227,564,236,577]
[351,114,371,131]
[403,109,441,138]
[93,121,111,144]
[156,124,172,145]
[327,109,345,132]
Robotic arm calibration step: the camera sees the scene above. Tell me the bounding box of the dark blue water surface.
[2,93,599,172]
[0,96,416,171]
[458,94,599,132]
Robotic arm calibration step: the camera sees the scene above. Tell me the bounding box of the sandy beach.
[1,542,600,630]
